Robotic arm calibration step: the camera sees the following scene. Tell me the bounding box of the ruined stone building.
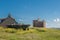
[33,18,46,27]
[0,14,30,30]
[0,13,46,29]
[0,14,18,27]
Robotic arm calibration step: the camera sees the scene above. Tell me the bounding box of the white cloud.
[19,19,23,21]
[53,18,60,22]
[46,18,60,28]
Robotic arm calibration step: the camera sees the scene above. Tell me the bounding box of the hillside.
[0,27,60,40]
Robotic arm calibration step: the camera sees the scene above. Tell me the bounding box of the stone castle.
[0,14,46,28]
[0,14,17,27]
[33,18,46,27]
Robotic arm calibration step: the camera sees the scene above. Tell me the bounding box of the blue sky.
[0,0,60,28]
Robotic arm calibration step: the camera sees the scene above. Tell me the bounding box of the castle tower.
[42,20,46,28]
[7,13,12,18]
[37,18,40,21]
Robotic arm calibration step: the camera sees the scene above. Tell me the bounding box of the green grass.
[0,27,60,40]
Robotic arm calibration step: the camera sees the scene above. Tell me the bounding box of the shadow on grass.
[36,29,46,32]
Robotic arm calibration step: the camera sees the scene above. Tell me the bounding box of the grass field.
[0,27,60,40]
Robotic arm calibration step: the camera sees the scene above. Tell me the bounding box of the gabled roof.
[0,14,18,25]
